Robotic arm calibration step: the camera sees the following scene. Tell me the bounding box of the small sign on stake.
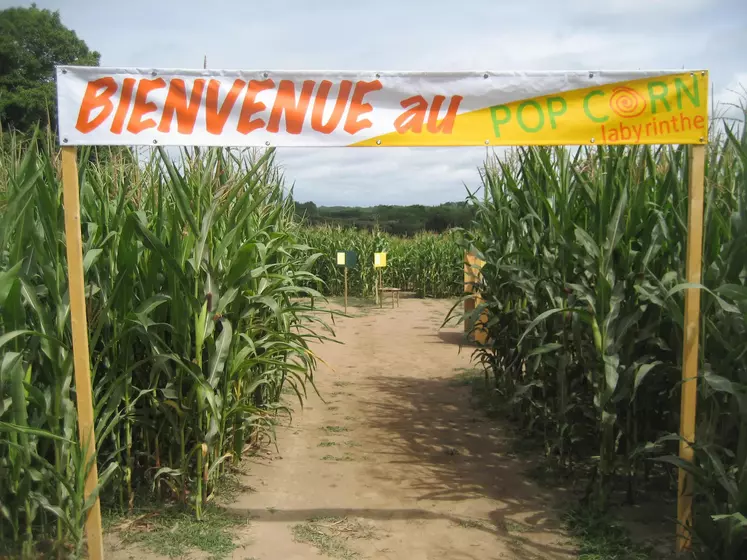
[374,252,387,268]
[374,252,387,308]
[336,250,358,268]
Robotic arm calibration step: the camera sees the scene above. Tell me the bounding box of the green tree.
[0,4,100,132]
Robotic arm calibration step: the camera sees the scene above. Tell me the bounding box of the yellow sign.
[355,72,707,147]
[374,252,387,268]
[337,252,346,266]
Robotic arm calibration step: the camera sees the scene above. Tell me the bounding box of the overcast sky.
[5,0,746,205]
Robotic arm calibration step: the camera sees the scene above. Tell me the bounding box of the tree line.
[293,200,475,236]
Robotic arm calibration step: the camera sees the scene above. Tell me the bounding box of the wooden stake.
[379,269,383,308]
[344,266,348,314]
[676,144,706,553]
[61,147,104,560]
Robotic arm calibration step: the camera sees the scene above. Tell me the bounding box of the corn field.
[299,226,463,299]
[0,133,329,557]
[458,117,747,558]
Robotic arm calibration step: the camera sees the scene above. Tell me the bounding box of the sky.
[4,0,747,205]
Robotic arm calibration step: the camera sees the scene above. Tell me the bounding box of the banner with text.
[57,67,708,147]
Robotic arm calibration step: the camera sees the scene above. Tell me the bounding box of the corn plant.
[0,131,330,556]
[455,112,747,557]
[298,226,463,299]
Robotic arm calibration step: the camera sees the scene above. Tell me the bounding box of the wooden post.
[344,266,348,314]
[61,147,104,560]
[464,252,475,333]
[374,269,378,306]
[378,269,383,308]
[676,144,706,553]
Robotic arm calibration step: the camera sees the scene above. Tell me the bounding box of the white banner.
[56,66,708,147]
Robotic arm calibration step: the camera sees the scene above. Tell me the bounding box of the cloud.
[279,147,487,206]
[18,0,747,205]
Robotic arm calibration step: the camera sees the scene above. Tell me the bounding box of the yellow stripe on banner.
[353,72,708,147]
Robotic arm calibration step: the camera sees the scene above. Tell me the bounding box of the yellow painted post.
[61,147,104,560]
[464,252,488,344]
[676,144,706,553]
[464,252,475,333]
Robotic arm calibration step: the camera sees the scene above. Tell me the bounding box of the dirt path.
[225,297,573,559]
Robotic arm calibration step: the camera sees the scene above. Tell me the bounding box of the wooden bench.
[379,287,401,308]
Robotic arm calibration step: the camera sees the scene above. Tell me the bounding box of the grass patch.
[322,425,349,433]
[344,440,361,447]
[114,506,246,559]
[320,453,355,461]
[319,440,338,447]
[292,516,376,559]
[213,469,255,504]
[503,519,531,533]
[449,367,484,387]
[564,507,653,559]
[452,518,491,531]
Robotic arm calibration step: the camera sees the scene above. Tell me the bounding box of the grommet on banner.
[152,140,158,145]
[590,138,595,143]
[263,72,269,79]
[62,69,67,74]
[376,73,381,79]
[701,71,706,75]
[265,141,270,146]
[484,140,489,145]
[376,140,382,145]
[589,72,594,78]
[483,73,489,79]
[63,138,68,143]
[151,71,157,77]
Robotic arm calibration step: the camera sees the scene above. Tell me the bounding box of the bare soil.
[107,297,574,559]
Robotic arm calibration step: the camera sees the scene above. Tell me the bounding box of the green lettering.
[490,105,511,137]
[675,76,700,109]
[648,81,671,114]
[546,96,567,129]
[583,90,608,123]
[517,100,544,133]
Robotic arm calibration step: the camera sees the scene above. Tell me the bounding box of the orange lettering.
[75,77,117,133]
[237,79,274,134]
[267,80,315,134]
[344,80,382,135]
[158,79,205,134]
[127,78,166,134]
[311,80,353,134]
[394,95,428,133]
[205,79,246,135]
[694,115,705,129]
[110,78,135,134]
[426,95,462,134]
